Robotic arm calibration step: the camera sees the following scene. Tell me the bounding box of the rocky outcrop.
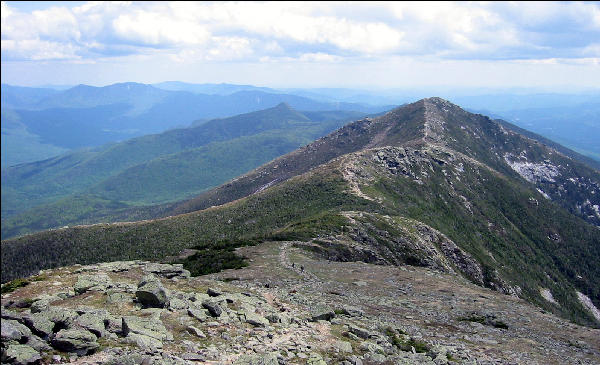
[1,258,598,365]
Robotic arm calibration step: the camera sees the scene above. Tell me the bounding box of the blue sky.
[1,1,599,89]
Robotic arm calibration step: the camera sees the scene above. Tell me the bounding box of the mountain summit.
[3,98,600,330]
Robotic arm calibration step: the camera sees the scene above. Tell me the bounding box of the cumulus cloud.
[1,1,598,63]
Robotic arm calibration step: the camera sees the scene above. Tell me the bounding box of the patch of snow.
[540,288,559,306]
[536,188,551,200]
[576,291,600,323]
[504,153,560,184]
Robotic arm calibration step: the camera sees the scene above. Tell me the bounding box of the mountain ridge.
[2,97,599,328]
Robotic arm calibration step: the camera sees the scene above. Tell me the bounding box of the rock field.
[2,241,599,364]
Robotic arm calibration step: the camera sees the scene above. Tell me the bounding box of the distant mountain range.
[1,104,373,238]
[1,83,392,167]
[3,98,599,328]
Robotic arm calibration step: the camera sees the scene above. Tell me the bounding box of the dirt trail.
[278,241,319,281]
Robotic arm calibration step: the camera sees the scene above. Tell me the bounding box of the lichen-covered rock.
[348,324,372,339]
[1,319,32,343]
[333,340,353,353]
[243,311,269,327]
[121,315,173,342]
[186,325,206,338]
[188,306,208,322]
[233,353,279,365]
[168,297,189,311]
[3,344,41,365]
[136,275,169,308]
[306,353,327,365]
[21,313,54,339]
[74,311,109,337]
[310,307,335,322]
[144,263,190,279]
[74,273,113,294]
[124,332,163,352]
[51,328,99,355]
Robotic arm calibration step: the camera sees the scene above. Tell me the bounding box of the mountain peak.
[274,102,293,110]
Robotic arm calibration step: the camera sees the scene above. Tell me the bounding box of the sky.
[1,1,599,90]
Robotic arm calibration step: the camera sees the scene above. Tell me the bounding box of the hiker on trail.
[292,262,295,268]
[300,265,304,272]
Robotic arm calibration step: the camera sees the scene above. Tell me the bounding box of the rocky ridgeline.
[2,242,600,365]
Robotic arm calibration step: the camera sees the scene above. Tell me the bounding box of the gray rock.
[363,353,387,363]
[74,273,113,294]
[234,353,279,365]
[104,316,123,334]
[338,305,364,317]
[360,341,385,354]
[202,300,222,317]
[244,312,269,327]
[168,297,189,311]
[106,290,132,304]
[346,355,363,365]
[29,295,59,313]
[310,308,335,322]
[188,306,208,322]
[333,340,353,353]
[51,328,99,355]
[1,309,23,321]
[265,313,289,325]
[207,287,222,297]
[1,319,32,342]
[349,324,372,339]
[145,263,191,279]
[181,352,205,361]
[124,332,163,352]
[3,344,41,365]
[136,275,169,308]
[122,315,173,342]
[186,325,206,338]
[74,311,108,337]
[21,313,54,339]
[25,334,52,352]
[307,353,327,365]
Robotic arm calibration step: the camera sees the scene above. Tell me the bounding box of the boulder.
[21,313,54,339]
[3,344,41,365]
[244,312,269,327]
[233,353,279,365]
[310,308,336,322]
[168,297,189,311]
[136,275,169,308]
[207,287,222,297]
[186,326,206,338]
[349,324,372,339]
[122,315,173,342]
[1,319,32,343]
[333,340,353,353]
[74,273,113,294]
[188,306,209,322]
[145,263,191,279]
[202,301,222,317]
[74,311,108,337]
[51,328,99,355]
[124,333,163,352]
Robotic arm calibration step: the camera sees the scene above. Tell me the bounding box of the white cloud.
[1,39,80,60]
[1,0,599,65]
